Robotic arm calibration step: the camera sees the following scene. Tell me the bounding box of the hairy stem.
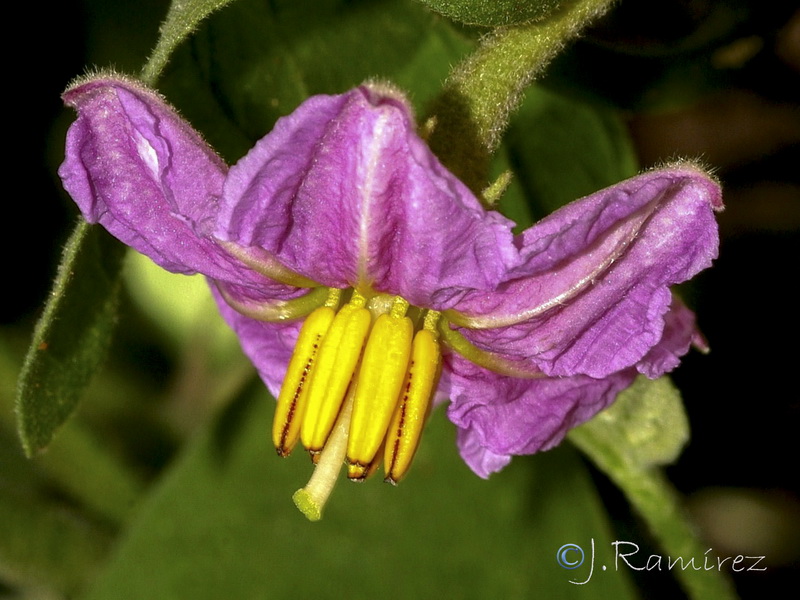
[427,0,616,194]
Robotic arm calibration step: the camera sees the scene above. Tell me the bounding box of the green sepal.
[569,375,690,472]
[424,0,616,194]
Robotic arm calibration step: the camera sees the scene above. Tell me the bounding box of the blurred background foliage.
[3,0,798,598]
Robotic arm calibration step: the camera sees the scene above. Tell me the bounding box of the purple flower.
[60,74,721,518]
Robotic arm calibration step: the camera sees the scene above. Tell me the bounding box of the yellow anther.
[384,310,442,484]
[272,289,341,456]
[346,448,383,482]
[347,297,413,480]
[272,306,335,456]
[300,291,371,455]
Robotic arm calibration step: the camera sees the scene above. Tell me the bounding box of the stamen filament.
[437,318,546,378]
[216,283,330,322]
[292,388,355,521]
[219,241,320,288]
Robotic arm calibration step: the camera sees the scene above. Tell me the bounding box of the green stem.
[140,0,238,85]
[626,469,738,600]
[572,443,739,600]
[426,0,615,194]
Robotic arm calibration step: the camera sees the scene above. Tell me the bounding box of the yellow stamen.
[276,291,445,520]
[292,387,355,521]
[384,310,442,484]
[300,291,371,455]
[346,297,413,480]
[272,289,341,456]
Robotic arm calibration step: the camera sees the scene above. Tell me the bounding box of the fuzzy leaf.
[16,0,237,458]
[15,223,125,457]
[416,0,564,26]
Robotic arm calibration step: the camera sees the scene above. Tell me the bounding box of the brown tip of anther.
[308,449,321,464]
[276,447,292,458]
[383,476,398,486]
[346,462,369,481]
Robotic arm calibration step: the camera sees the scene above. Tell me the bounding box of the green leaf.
[4,329,145,525]
[0,490,112,595]
[15,223,125,457]
[159,0,472,161]
[0,427,113,595]
[80,390,637,600]
[34,421,146,524]
[416,0,564,26]
[141,0,241,84]
[503,84,638,222]
[16,0,236,459]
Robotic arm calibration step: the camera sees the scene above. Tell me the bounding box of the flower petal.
[59,75,264,288]
[455,427,512,479]
[637,295,707,378]
[445,353,636,477]
[216,84,519,308]
[452,166,722,378]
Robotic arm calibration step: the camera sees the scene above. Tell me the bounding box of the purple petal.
[456,427,512,479]
[445,353,636,477]
[59,75,266,288]
[453,166,722,378]
[638,295,706,378]
[216,84,519,309]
